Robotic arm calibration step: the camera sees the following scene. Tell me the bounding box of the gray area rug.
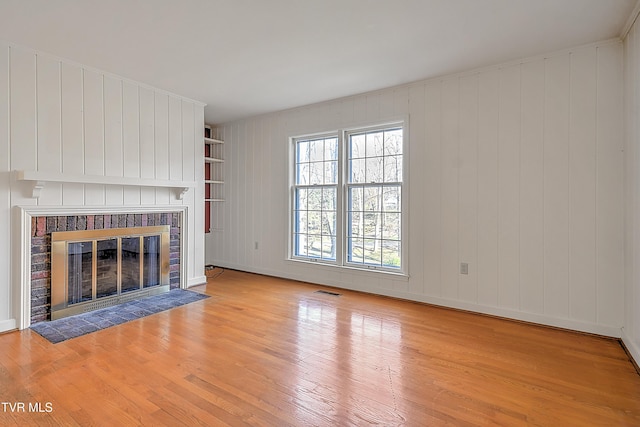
[31,289,209,343]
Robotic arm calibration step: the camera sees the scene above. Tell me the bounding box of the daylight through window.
[291,123,405,273]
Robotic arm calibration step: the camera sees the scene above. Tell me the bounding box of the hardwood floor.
[1,269,639,426]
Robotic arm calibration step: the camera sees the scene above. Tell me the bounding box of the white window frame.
[289,120,408,276]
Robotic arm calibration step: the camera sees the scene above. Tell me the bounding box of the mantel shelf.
[15,170,197,200]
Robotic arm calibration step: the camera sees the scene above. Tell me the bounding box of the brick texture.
[30,213,182,324]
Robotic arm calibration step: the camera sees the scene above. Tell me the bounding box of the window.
[291,123,405,273]
[293,135,338,261]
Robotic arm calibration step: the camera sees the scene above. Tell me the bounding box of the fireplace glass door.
[67,242,93,304]
[51,226,170,320]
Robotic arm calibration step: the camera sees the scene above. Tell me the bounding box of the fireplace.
[50,226,171,320]
[28,211,183,326]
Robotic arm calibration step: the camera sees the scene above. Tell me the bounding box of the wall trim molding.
[621,0,640,39]
[188,276,207,287]
[0,319,17,334]
[622,328,640,372]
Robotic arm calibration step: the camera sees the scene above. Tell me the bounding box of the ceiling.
[0,0,637,125]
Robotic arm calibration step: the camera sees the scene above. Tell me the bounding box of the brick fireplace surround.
[30,212,182,324]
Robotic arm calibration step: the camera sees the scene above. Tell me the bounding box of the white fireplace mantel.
[15,170,197,200]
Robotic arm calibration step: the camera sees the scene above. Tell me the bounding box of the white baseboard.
[187,275,207,288]
[622,329,640,368]
[210,261,622,338]
[0,318,17,333]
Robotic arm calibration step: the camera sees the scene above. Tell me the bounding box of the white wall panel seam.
[595,46,601,324]
[496,69,501,308]
[80,68,85,177]
[34,54,38,178]
[568,52,573,320]
[541,58,546,315]
[58,60,62,174]
[7,46,10,171]
[518,63,523,312]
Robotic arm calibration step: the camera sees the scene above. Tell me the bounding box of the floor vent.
[315,290,341,296]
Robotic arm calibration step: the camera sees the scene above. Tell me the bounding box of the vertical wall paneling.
[154,93,170,204]
[623,18,640,361]
[0,44,10,325]
[104,75,123,177]
[139,86,155,204]
[35,55,61,173]
[458,74,479,303]
[181,100,195,182]
[61,62,84,205]
[104,75,124,205]
[246,120,255,266]
[543,54,571,319]
[35,54,63,205]
[423,81,443,296]
[408,84,426,294]
[519,59,545,314]
[139,87,155,179]
[366,92,381,121]
[440,78,460,300]
[9,48,36,172]
[154,93,169,180]
[122,81,141,205]
[568,48,598,323]
[596,43,624,327]
[168,96,182,183]
[635,23,640,348]
[622,25,633,349]
[253,117,266,264]
[83,69,105,205]
[193,104,206,283]
[235,122,246,265]
[219,124,232,262]
[497,65,521,310]
[476,70,500,307]
[122,82,140,177]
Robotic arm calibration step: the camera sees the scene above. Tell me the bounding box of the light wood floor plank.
[0,269,639,426]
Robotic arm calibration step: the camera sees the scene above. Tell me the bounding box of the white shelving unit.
[204,136,224,202]
[204,126,224,233]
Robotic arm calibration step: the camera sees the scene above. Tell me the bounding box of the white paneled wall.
[624,16,640,365]
[0,43,206,331]
[0,44,11,332]
[208,40,625,337]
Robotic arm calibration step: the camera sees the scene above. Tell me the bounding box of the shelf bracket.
[177,187,190,200]
[30,180,47,199]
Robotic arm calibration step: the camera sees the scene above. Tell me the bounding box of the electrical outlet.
[460,262,469,275]
[254,241,259,250]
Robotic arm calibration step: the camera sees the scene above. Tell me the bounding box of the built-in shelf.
[204,128,224,233]
[15,170,196,200]
[204,137,224,144]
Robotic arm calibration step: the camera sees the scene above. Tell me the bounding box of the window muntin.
[293,136,338,261]
[291,124,404,272]
[346,127,402,269]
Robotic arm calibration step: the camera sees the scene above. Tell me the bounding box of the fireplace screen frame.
[50,225,171,320]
